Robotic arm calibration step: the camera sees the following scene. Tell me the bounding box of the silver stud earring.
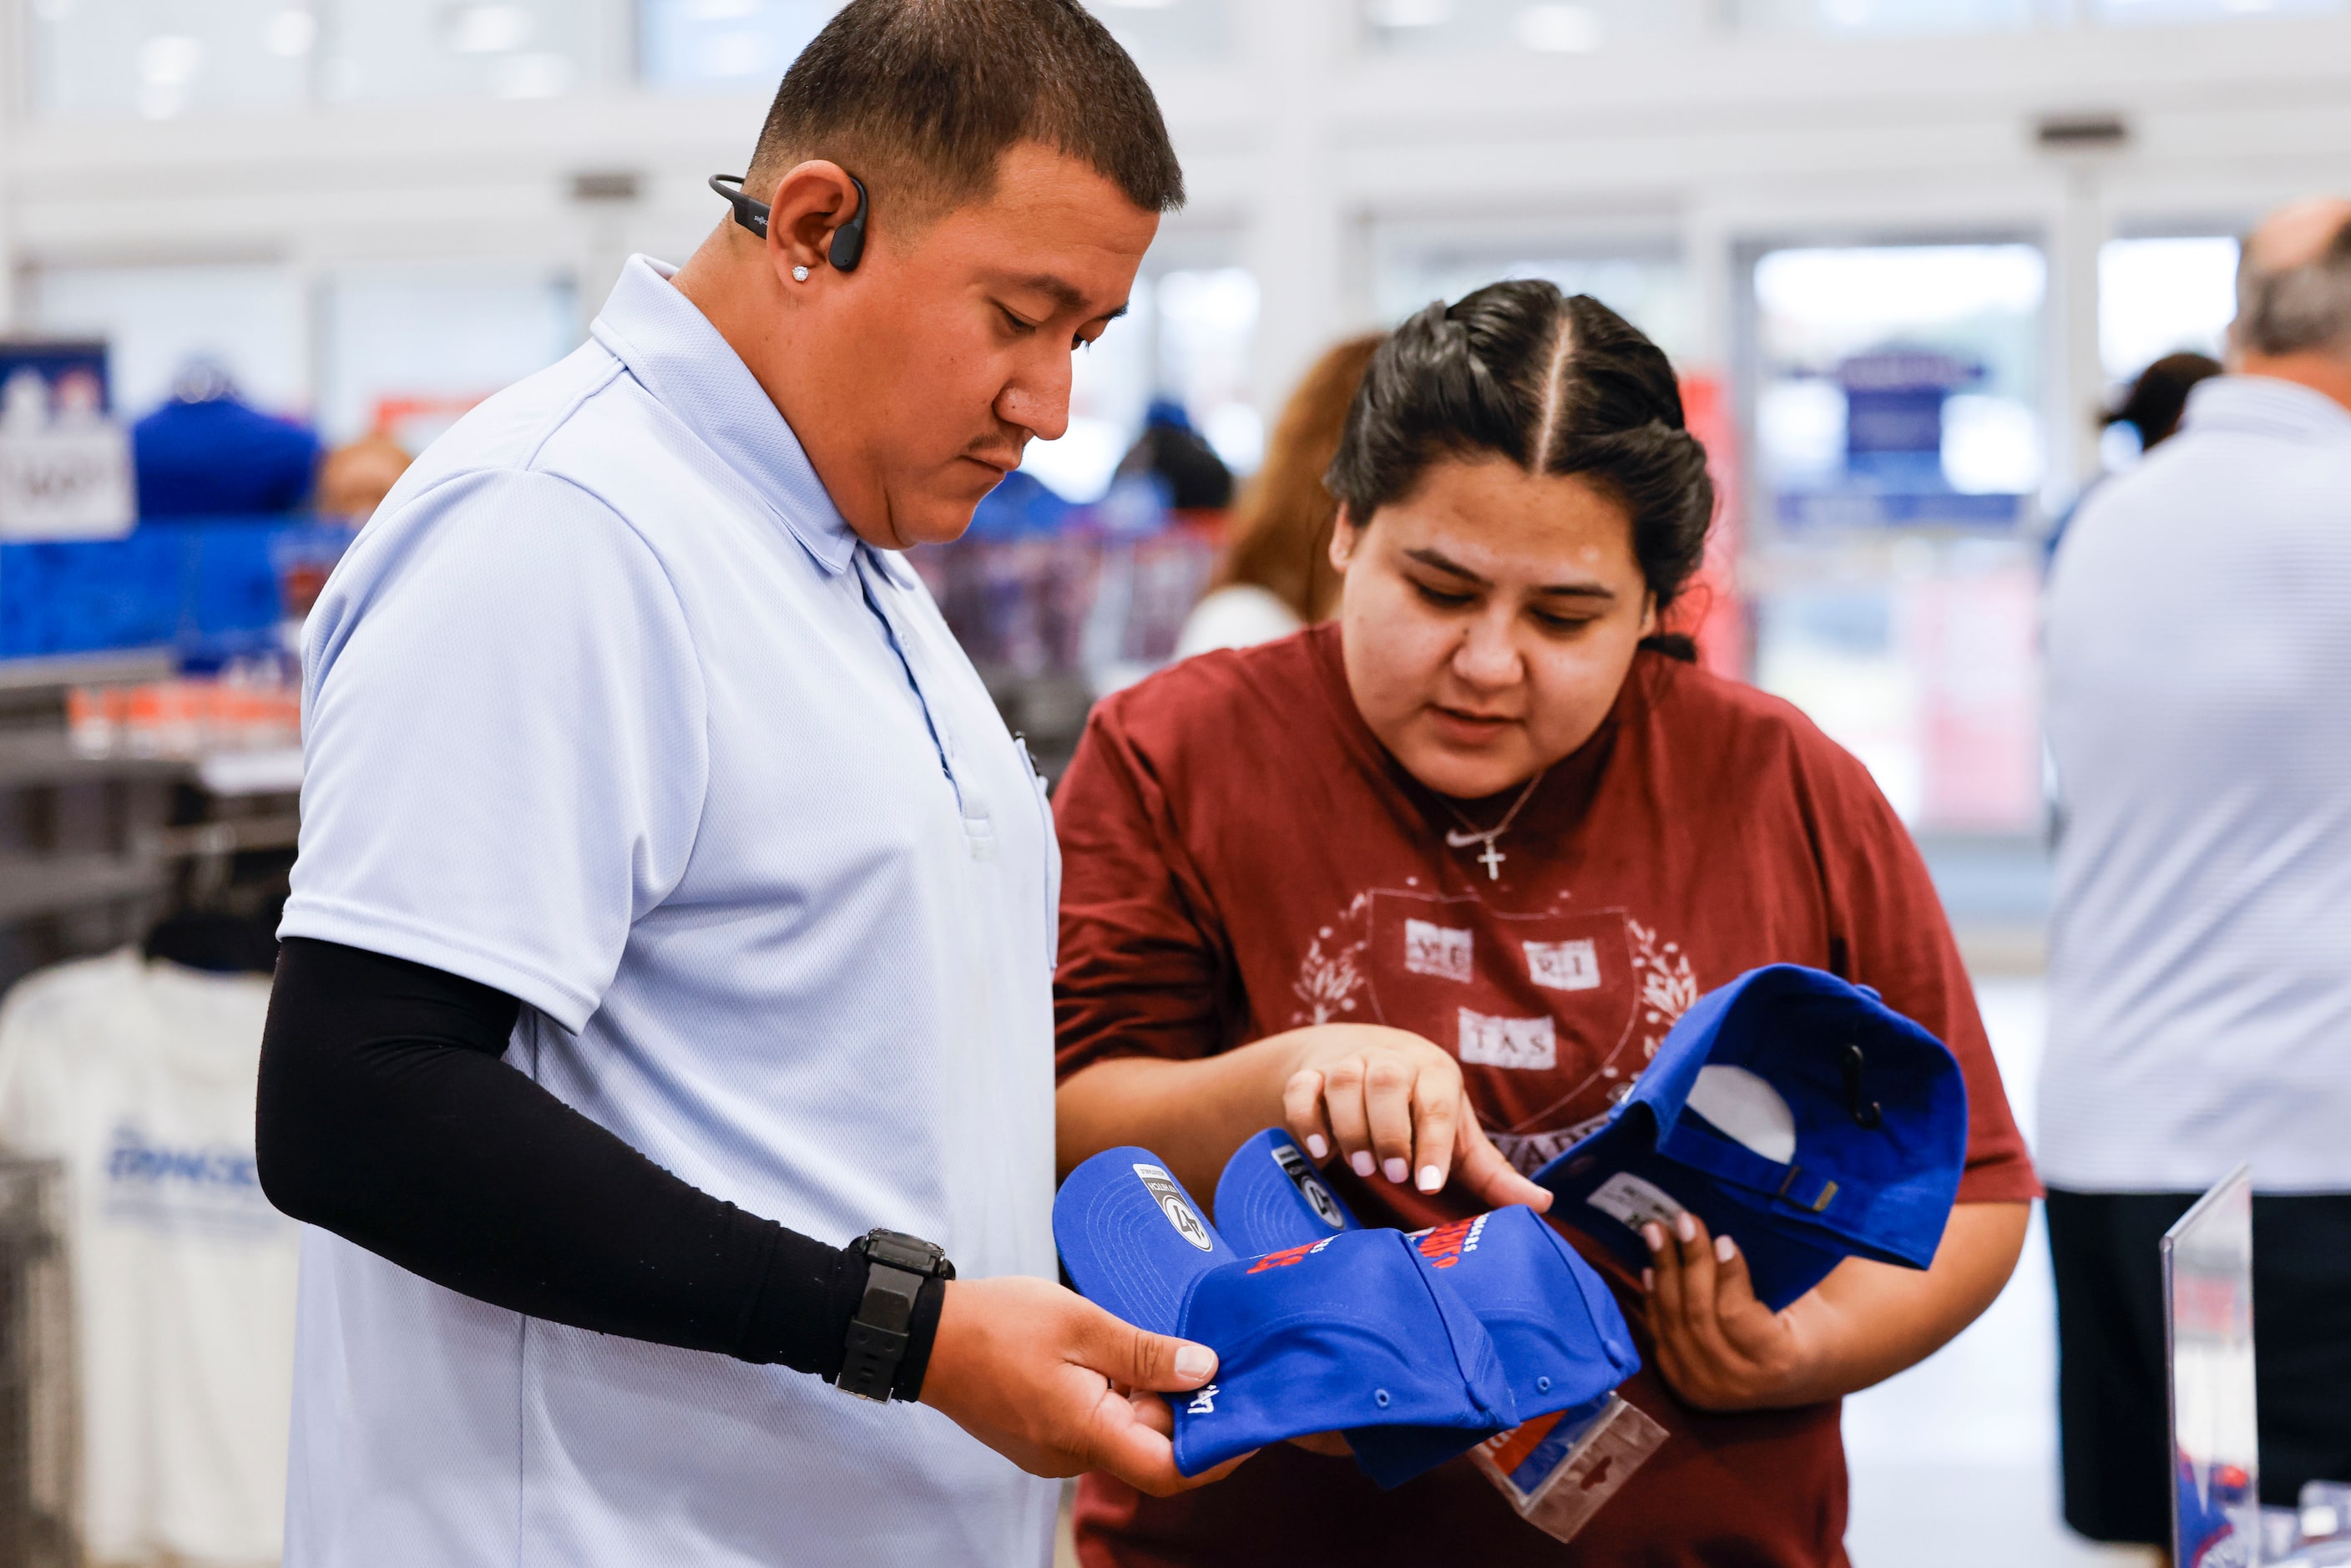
[792,265,811,282]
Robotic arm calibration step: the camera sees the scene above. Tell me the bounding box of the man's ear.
[761,161,864,286]
[1637,590,1660,640]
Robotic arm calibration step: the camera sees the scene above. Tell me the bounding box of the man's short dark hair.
[746,0,1184,233]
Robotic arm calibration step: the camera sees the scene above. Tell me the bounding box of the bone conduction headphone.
[708,172,869,272]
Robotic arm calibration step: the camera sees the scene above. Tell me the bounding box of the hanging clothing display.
[0,948,294,1568]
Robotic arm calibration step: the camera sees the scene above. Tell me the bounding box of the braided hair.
[1326,281,1714,655]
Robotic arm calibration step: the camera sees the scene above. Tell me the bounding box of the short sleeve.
[1793,734,2042,1205]
[281,468,708,1033]
[1053,701,1233,1080]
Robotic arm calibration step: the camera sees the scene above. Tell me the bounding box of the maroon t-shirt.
[1052,626,2040,1568]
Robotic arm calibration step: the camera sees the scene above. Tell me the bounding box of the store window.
[2097,235,2238,468]
[1359,0,1693,53]
[28,264,310,422]
[1375,243,1691,364]
[640,0,842,93]
[320,266,579,445]
[1743,242,2047,835]
[320,0,611,102]
[1734,0,2039,33]
[31,0,311,119]
[2094,0,2342,22]
[1088,0,1233,66]
[1019,265,1261,503]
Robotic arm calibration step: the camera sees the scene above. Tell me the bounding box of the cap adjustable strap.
[1659,1117,1848,1218]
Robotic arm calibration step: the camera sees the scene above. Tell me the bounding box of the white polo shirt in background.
[2040,376,2351,1194]
[279,255,1061,1565]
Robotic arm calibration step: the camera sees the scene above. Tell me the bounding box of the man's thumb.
[1084,1308,1218,1393]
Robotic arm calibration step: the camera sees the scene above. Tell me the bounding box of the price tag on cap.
[1469,1393,1668,1544]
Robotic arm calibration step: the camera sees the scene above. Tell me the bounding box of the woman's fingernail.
[1383,1157,1408,1185]
[1306,1134,1328,1161]
[1417,1165,1443,1193]
[1641,1223,1665,1252]
[1351,1151,1376,1178]
[1716,1234,1736,1263]
[1175,1344,1216,1383]
[1641,1268,1655,1292]
[1675,1212,1696,1244]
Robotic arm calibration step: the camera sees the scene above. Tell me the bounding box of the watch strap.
[835,1230,951,1403]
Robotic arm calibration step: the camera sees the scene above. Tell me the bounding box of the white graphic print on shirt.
[1285,888,1699,1174]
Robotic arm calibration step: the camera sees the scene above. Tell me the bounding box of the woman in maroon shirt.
[1052,282,2037,1566]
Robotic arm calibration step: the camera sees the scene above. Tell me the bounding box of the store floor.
[1843,974,2154,1567]
[1054,972,2146,1568]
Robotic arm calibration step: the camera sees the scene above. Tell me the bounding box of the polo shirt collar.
[589,254,858,574]
[2182,374,2351,448]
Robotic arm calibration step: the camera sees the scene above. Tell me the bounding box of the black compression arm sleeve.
[255,936,943,1397]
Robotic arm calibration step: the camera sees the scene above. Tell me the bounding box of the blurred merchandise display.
[0,952,295,1567]
[0,1159,76,1568]
[0,520,356,667]
[0,343,134,544]
[65,670,301,764]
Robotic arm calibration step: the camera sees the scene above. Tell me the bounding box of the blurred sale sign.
[0,341,134,540]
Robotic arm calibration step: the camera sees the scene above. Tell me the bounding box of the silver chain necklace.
[1440,767,1549,882]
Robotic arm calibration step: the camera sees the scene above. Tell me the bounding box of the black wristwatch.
[837,1229,954,1403]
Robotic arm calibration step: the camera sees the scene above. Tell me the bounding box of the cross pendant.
[1477,841,1505,880]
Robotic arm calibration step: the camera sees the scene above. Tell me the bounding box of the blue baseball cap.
[1054,1146,1517,1480]
[1212,1127,1365,1242]
[1533,964,1969,1311]
[1214,1131,1641,1481]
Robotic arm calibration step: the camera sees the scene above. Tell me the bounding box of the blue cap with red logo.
[1533,964,1969,1310]
[1214,1130,1641,1478]
[1054,1146,1517,1482]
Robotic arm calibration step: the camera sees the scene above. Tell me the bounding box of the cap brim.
[1213,1128,1363,1256]
[1054,1146,1237,1338]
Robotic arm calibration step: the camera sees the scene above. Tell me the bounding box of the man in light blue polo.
[2040,196,2351,1550]
[253,4,1236,1563]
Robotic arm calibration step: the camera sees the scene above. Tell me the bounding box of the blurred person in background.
[1175,331,1382,656]
[314,432,413,523]
[2040,197,2351,1550]
[1115,395,1234,510]
[2045,350,2222,564]
[1054,281,2035,1566]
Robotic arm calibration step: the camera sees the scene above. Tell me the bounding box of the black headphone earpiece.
[828,173,870,273]
[707,169,868,273]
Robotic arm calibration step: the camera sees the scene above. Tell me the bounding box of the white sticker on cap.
[1585,1172,1688,1232]
[1404,920,1474,983]
[1272,1141,1348,1230]
[1133,1162,1215,1251]
[1459,1009,1557,1070]
[1684,1064,1798,1165]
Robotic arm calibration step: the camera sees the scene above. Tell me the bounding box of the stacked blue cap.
[1053,1147,1515,1482]
[1212,1129,1641,1483]
[1534,964,1970,1311]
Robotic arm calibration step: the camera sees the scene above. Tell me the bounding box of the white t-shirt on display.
[0,948,295,1568]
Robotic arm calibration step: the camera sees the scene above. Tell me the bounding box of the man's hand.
[1638,1211,1816,1411]
[918,1276,1252,1495]
[1281,1024,1552,1213]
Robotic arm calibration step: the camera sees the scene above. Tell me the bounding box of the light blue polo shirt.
[279,255,1062,1566]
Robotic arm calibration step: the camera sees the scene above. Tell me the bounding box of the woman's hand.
[1280,1024,1552,1213]
[1640,1201,2031,1413]
[1638,1211,1818,1411]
